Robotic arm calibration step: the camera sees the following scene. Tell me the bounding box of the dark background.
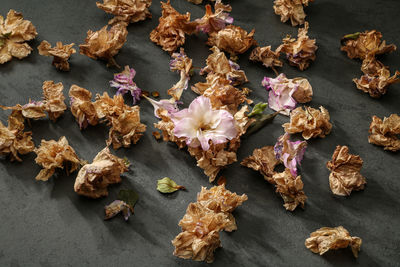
[1,0,399,266]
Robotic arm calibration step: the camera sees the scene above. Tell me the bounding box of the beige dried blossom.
[150,0,197,53]
[283,106,332,139]
[34,136,81,181]
[291,77,313,103]
[368,114,400,152]
[79,22,128,67]
[0,102,47,120]
[273,0,313,27]
[42,81,67,122]
[249,46,283,74]
[278,22,318,71]
[74,147,128,198]
[305,226,362,257]
[0,110,34,162]
[194,0,232,34]
[0,10,37,64]
[207,25,256,55]
[168,48,193,100]
[326,145,366,196]
[69,85,100,129]
[96,0,152,25]
[241,146,279,182]
[341,30,397,60]
[273,168,307,211]
[37,41,76,71]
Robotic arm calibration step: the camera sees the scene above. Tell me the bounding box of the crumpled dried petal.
[0,110,34,162]
[1,101,47,120]
[69,85,100,129]
[79,22,128,67]
[34,136,81,181]
[207,25,256,55]
[368,114,400,152]
[341,30,397,60]
[283,106,332,139]
[250,46,283,73]
[305,226,362,258]
[168,48,192,100]
[110,65,142,104]
[194,0,233,34]
[0,10,37,64]
[278,22,317,71]
[241,146,279,182]
[37,41,76,71]
[172,184,247,263]
[274,133,307,177]
[104,200,134,221]
[326,145,366,196]
[96,0,152,25]
[150,0,197,53]
[273,0,313,26]
[42,81,67,122]
[74,147,128,198]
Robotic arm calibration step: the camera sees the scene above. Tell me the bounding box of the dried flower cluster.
[305,226,362,258]
[69,85,100,129]
[37,41,76,71]
[168,48,192,100]
[34,136,81,181]
[283,106,332,140]
[326,146,366,196]
[207,25,256,55]
[194,0,233,34]
[110,65,142,104]
[368,114,400,152]
[0,10,37,64]
[74,147,128,198]
[250,45,283,73]
[273,0,314,26]
[172,184,247,263]
[96,0,152,25]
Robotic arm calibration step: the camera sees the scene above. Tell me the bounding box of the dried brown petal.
[79,22,128,67]
[283,106,332,140]
[273,0,313,27]
[291,77,313,103]
[38,41,76,71]
[74,147,128,198]
[249,46,283,73]
[194,1,232,34]
[368,114,400,152]
[168,48,192,100]
[326,145,366,196]
[69,85,100,129]
[241,146,279,182]
[34,136,81,181]
[0,10,37,64]
[305,226,362,257]
[96,0,152,25]
[207,25,256,55]
[42,81,67,122]
[0,102,47,120]
[278,22,318,71]
[152,131,161,139]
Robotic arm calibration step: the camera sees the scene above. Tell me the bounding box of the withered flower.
[110,65,142,104]
[34,136,81,181]
[104,200,134,221]
[326,145,366,196]
[283,106,332,140]
[0,10,37,64]
[273,168,307,211]
[195,0,233,34]
[305,226,362,258]
[37,41,76,71]
[241,146,279,182]
[207,25,257,55]
[96,0,152,25]
[249,46,283,74]
[368,114,400,152]
[42,81,67,122]
[79,22,128,67]
[278,22,318,70]
[341,30,396,60]
[0,110,34,162]
[1,101,47,120]
[69,85,100,129]
[168,48,192,100]
[273,0,313,27]
[74,147,128,198]
[150,0,197,53]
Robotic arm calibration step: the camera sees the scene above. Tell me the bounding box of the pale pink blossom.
[274,133,307,176]
[143,95,179,118]
[262,73,297,115]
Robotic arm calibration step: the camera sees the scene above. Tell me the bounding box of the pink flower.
[143,96,179,118]
[172,96,237,151]
[274,133,307,176]
[110,66,141,104]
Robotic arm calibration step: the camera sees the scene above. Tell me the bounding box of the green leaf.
[157,177,185,193]
[117,189,139,208]
[248,102,268,117]
[244,111,280,137]
[341,32,361,45]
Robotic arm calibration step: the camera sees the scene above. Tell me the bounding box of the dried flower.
[249,46,283,74]
[273,0,313,26]
[37,41,76,71]
[172,96,237,151]
[104,200,134,221]
[34,136,81,181]
[96,0,152,25]
[110,65,142,104]
[195,0,233,34]
[283,106,332,140]
[79,22,128,67]
[74,147,128,198]
[42,81,67,122]
[341,30,396,60]
[368,114,400,152]
[241,146,279,182]
[274,133,307,177]
[157,177,185,193]
[143,95,179,118]
[0,10,37,64]
[326,145,366,196]
[305,226,362,258]
[168,48,192,100]
[278,22,318,70]
[207,25,256,55]
[69,85,100,129]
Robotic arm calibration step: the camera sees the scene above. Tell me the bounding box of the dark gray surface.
[1,0,400,266]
